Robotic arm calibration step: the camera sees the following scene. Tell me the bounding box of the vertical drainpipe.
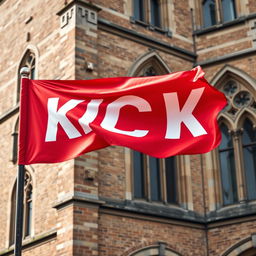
[191,7,209,255]
[190,8,197,66]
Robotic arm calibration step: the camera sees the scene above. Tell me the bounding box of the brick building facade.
[0,0,256,255]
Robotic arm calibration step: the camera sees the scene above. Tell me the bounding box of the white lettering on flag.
[164,87,207,139]
[78,99,103,134]
[45,98,83,142]
[100,95,152,137]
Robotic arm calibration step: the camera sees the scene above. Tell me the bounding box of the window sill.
[194,13,256,36]
[207,200,256,222]
[130,16,172,38]
[101,198,204,223]
[0,229,57,256]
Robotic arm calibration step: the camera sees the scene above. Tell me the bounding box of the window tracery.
[215,73,256,205]
[127,52,192,210]
[17,50,36,103]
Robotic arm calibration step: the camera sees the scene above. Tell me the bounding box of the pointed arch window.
[10,171,33,245]
[17,50,36,103]
[213,73,256,207]
[219,123,238,205]
[242,118,256,200]
[131,54,179,206]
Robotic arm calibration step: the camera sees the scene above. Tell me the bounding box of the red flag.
[18,66,226,164]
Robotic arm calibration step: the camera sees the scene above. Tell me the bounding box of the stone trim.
[100,205,205,230]
[194,13,256,36]
[196,48,256,67]
[53,194,105,210]
[221,236,256,256]
[126,243,181,256]
[0,105,19,124]
[0,229,57,256]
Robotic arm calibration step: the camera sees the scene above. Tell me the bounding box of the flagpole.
[14,67,30,256]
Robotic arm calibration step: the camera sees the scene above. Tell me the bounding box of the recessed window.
[203,0,217,27]
[216,76,256,206]
[133,151,178,204]
[10,171,33,245]
[221,0,236,23]
[202,0,237,28]
[133,0,145,22]
[242,119,256,200]
[133,0,162,28]
[219,123,238,205]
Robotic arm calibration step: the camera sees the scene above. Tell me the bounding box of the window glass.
[203,0,217,27]
[150,0,161,27]
[149,156,161,201]
[219,123,238,205]
[134,0,145,21]
[242,119,256,200]
[133,151,145,198]
[165,157,177,204]
[221,0,236,23]
[25,185,33,237]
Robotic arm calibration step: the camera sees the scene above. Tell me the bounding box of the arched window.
[17,50,36,103]
[130,52,178,205]
[242,118,256,200]
[211,67,256,208]
[10,171,33,245]
[219,123,238,205]
[202,0,216,27]
[221,0,236,23]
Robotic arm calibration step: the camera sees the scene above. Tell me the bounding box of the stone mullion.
[232,129,246,202]
[145,155,151,201]
[215,0,222,24]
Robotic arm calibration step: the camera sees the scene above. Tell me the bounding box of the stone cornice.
[53,194,105,210]
[56,0,101,16]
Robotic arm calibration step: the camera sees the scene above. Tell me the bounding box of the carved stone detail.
[59,2,98,30]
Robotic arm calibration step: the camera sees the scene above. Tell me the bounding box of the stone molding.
[57,0,101,29]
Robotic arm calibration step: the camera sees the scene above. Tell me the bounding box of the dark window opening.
[219,123,238,205]
[203,0,217,27]
[150,0,161,27]
[221,0,236,23]
[133,0,145,22]
[242,118,256,200]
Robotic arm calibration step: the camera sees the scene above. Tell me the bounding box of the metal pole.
[14,165,25,256]
[14,67,30,256]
